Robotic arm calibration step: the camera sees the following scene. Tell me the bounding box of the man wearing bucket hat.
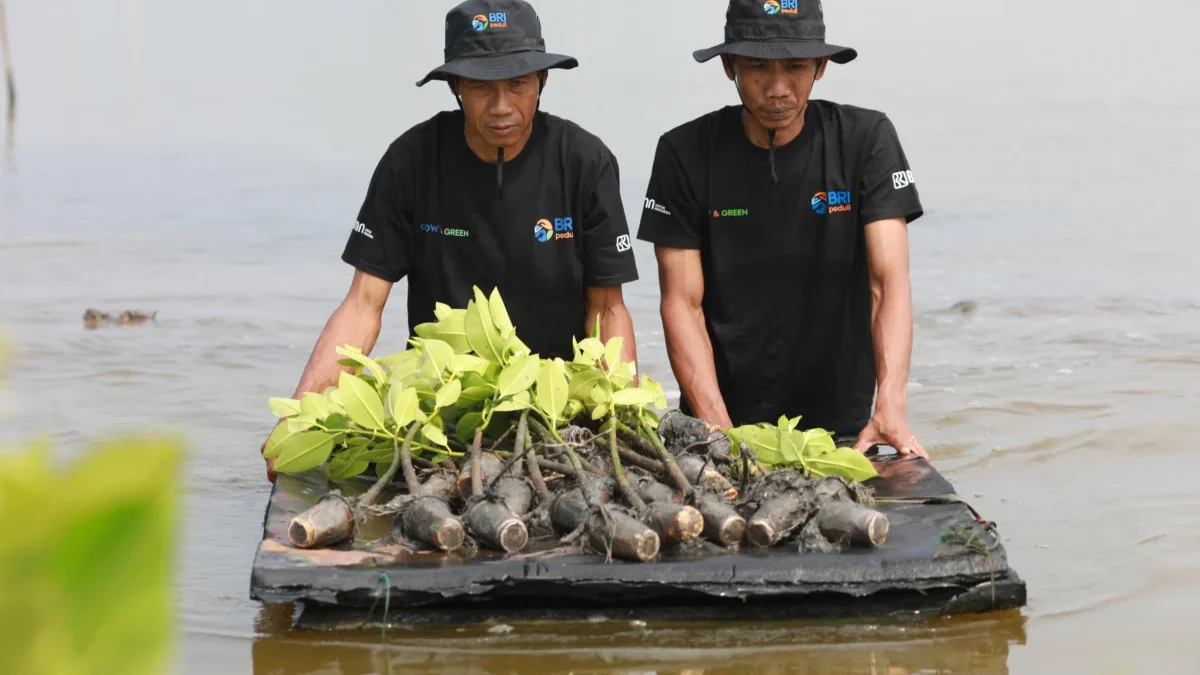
[262,0,640,481]
[637,0,929,459]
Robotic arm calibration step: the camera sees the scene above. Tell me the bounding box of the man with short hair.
[637,0,929,459]
[263,0,640,480]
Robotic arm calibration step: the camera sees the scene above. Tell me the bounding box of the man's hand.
[853,405,929,460]
[261,428,279,483]
[259,269,392,483]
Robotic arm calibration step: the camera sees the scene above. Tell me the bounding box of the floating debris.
[83,309,158,329]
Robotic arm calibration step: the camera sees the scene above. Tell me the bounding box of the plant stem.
[526,441,551,501]
[488,411,531,491]
[620,419,691,494]
[532,416,585,474]
[399,423,421,494]
[470,427,484,497]
[609,418,645,511]
[361,423,420,507]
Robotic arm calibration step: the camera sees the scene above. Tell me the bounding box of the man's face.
[454,72,544,148]
[723,56,828,130]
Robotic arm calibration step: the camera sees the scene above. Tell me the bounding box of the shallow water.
[3,1,1200,673]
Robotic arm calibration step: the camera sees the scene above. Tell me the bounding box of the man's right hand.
[261,426,279,483]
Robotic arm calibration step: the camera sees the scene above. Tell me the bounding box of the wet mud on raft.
[249,448,1027,629]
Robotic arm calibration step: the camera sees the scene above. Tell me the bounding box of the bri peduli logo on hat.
[763,0,800,15]
[472,12,509,31]
[535,217,574,242]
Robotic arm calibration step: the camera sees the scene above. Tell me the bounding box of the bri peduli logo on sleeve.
[810,190,853,215]
[534,217,575,243]
[472,12,508,31]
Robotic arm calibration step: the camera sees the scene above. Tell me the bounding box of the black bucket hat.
[693,0,857,65]
[416,0,578,87]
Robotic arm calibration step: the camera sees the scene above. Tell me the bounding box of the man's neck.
[464,119,535,164]
[741,103,808,150]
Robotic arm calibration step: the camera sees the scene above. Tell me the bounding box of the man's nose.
[490,88,515,116]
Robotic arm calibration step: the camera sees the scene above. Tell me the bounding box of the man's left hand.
[853,407,929,460]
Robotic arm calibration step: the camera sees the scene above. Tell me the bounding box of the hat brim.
[693,40,857,65]
[416,51,578,87]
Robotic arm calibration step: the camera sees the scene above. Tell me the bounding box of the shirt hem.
[584,269,640,287]
[341,255,404,284]
[861,208,924,226]
[636,231,703,250]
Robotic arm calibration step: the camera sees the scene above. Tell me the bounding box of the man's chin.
[753,110,801,131]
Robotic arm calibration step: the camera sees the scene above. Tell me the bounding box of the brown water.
[3,0,1200,673]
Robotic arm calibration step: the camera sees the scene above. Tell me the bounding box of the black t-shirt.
[343,110,639,360]
[636,100,923,435]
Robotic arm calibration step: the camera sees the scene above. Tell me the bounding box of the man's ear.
[721,55,737,82]
[814,57,830,81]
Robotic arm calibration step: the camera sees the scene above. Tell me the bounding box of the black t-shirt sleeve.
[580,151,639,287]
[858,116,924,226]
[635,136,705,250]
[341,143,415,283]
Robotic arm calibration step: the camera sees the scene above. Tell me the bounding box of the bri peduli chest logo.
[764,0,800,15]
[811,190,853,215]
[472,12,508,31]
[535,217,574,243]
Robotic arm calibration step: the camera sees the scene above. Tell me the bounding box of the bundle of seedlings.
[268,286,886,561]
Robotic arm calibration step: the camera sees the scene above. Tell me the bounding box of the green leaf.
[335,345,388,381]
[780,429,804,465]
[268,397,302,418]
[535,358,569,426]
[641,376,668,409]
[591,402,610,421]
[564,399,585,421]
[299,392,330,420]
[573,338,605,366]
[488,286,515,338]
[569,368,607,402]
[390,387,422,428]
[435,380,462,412]
[497,353,540,399]
[457,412,484,443]
[339,372,387,431]
[286,414,318,433]
[805,447,879,482]
[422,424,449,449]
[728,425,785,467]
[414,314,472,354]
[434,302,454,321]
[323,413,351,431]
[449,353,490,376]
[274,431,340,473]
[380,349,422,382]
[419,338,455,382]
[263,421,302,460]
[328,450,370,482]
[465,294,506,364]
[604,337,624,373]
[493,391,531,412]
[610,360,637,389]
[611,387,658,408]
[590,383,612,405]
[459,386,496,405]
[801,429,837,456]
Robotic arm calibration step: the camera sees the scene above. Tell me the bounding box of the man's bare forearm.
[661,297,732,429]
[587,301,638,369]
[290,299,384,398]
[870,276,914,413]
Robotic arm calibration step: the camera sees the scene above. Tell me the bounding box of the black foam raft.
[249,454,1026,629]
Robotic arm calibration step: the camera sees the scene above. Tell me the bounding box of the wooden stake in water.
[0,0,15,157]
